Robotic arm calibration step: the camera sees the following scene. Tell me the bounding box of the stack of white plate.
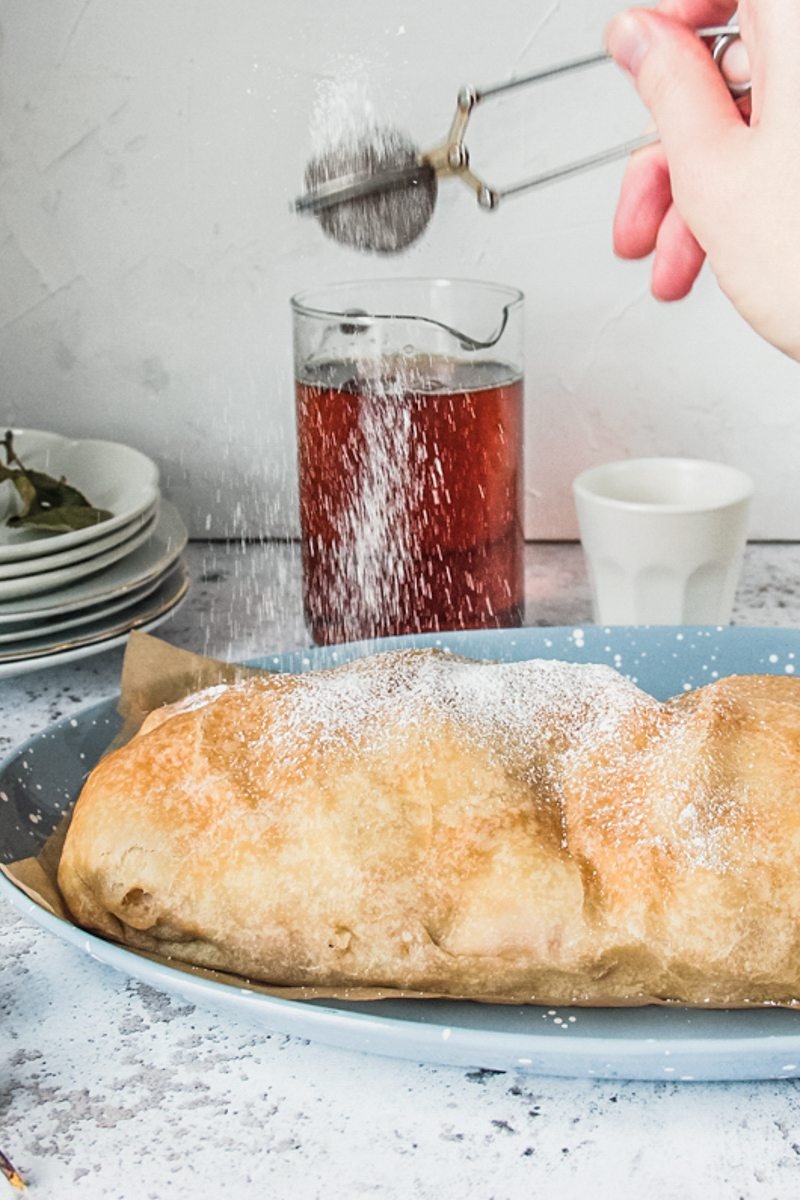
[0,429,189,678]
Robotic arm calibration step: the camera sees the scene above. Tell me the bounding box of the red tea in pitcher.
[296,356,524,644]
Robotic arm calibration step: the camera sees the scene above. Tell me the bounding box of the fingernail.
[606,12,651,76]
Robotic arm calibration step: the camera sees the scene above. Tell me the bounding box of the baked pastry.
[57,649,800,1005]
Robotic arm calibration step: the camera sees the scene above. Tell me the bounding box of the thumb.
[606,9,743,167]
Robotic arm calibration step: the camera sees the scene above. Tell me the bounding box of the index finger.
[651,1,751,106]
[653,0,745,90]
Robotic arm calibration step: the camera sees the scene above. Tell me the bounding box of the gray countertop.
[3,540,800,1200]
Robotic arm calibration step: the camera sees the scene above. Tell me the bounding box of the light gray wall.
[1,0,797,539]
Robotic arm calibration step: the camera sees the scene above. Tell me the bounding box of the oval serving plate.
[3,624,800,1081]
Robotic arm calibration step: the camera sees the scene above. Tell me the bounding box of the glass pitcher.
[291,277,525,645]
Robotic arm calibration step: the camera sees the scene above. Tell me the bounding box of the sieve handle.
[447,22,745,208]
[474,25,740,102]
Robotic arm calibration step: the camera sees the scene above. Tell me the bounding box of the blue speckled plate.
[4,624,800,1082]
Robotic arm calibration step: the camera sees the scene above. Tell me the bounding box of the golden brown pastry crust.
[57,650,800,1005]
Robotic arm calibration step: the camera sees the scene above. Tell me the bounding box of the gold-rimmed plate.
[0,501,187,622]
[0,567,170,644]
[0,560,188,677]
[0,510,159,601]
[0,499,159,581]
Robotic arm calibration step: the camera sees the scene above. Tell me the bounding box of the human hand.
[606,0,800,361]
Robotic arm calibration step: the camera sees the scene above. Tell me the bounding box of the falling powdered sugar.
[308,71,380,160]
[326,373,416,642]
[304,72,435,254]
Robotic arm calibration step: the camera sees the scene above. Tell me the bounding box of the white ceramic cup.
[573,457,754,625]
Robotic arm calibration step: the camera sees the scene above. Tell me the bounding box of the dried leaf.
[6,505,113,532]
[0,431,113,534]
[11,473,37,517]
